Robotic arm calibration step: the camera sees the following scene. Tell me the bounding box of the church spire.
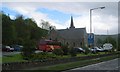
[69,16,75,29]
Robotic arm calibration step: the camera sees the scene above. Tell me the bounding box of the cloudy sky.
[1,0,119,35]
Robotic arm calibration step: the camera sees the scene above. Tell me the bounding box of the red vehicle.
[37,39,61,52]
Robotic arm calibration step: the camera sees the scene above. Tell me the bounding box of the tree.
[41,20,51,30]
[118,34,120,51]
[14,15,30,42]
[0,12,2,44]
[21,40,36,60]
[2,13,48,49]
[2,13,17,45]
[41,19,56,30]
[97,38,103,47]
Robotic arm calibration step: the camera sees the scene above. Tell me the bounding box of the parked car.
[94,46,104,52]
[10,45,23,51]
[2,45,14,52]
[89,46,104,53]
[73,47,85,53]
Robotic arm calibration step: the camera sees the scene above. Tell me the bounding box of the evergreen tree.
[2,13,17,45]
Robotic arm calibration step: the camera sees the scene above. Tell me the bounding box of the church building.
[48,16,88,47]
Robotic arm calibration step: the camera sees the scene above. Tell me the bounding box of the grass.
[2,52,119,72]
[76,52,106,57]
[27,54,118,72]
[2,54,27,63]
[54,52,107,59]
[2,51,117,63]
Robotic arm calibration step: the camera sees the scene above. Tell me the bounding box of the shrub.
[33,52,57,60]
[69,47,77,57]
[53,48,63,56]
[61,44,69,55]
[21,40,35,60]
[83,46,90,55]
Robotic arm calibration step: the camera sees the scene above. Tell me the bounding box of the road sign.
[88,34,94,45]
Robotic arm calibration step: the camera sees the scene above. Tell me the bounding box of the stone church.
[48,16,87,47]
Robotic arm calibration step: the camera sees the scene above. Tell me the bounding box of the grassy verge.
[52,52,107,59]
[2,52,119,63]
[2,54,27,63]
[27,54,118,72]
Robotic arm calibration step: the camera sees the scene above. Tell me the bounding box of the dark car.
[10,45,23,51]
[2,45,14,52]
[73,47,85,53]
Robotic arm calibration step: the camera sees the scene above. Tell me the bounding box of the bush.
[69,48,77,57]
[83,46,90,55]
[21,40,36,60]
[53,48,63,56]
[33,52,56,60]
[61,44,69,55]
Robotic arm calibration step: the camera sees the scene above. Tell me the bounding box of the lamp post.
[89,6,105,47]
[90,6,105,34]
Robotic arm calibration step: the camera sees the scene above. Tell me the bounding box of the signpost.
[88,33,94,47]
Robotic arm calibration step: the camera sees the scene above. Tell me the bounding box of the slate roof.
[56,28,87,40]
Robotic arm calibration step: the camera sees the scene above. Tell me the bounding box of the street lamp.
[90,6,105,34]
[89,6,105,47]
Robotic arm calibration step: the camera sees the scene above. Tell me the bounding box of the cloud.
[7,5,65,29]
[9,15,16,19]
[2,2,118,35]
[2,0,120,2]
[64,14,118,35]
[9,6,47,26]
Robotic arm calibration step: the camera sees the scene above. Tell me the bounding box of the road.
[2,50,43,57]
[64,58,119,72]
[2,52,21,57]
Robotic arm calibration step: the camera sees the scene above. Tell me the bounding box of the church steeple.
[69,16,75,29]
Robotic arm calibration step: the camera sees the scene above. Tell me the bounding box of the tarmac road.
[2,52,21,57]
[64,58,119,72]
[2,50,43,57]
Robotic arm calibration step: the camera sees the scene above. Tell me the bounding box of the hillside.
[95,34,118,41]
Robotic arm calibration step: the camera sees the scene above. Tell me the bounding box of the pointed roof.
[69,16,75,29]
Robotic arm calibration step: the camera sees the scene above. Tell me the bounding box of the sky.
[1,0,119,35]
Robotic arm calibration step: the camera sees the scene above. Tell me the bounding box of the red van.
[37,39,61,52]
